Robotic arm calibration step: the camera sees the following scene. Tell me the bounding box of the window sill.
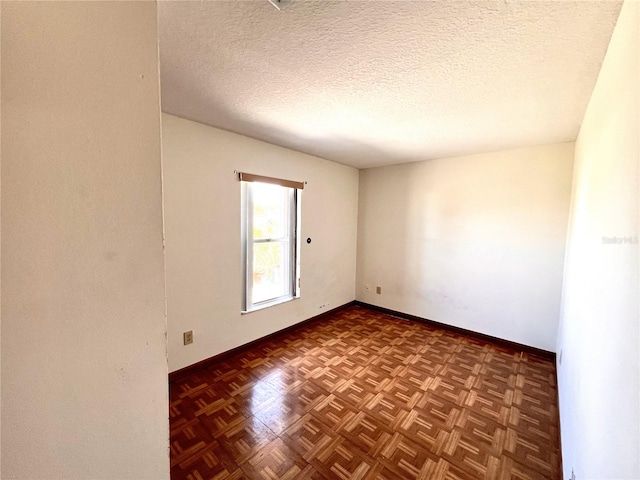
[241,295,299,315]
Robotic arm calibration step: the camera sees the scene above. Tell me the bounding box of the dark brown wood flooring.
[170,305,560,479]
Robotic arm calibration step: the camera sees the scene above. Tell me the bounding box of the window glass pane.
[252,183,289,240]
[252,241,290,303]
[241,178,300,312]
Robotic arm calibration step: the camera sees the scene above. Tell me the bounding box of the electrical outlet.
[365,284,371,292]
[183,330,193,345]
[376,286,382,294]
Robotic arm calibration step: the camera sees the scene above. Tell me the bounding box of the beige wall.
[557,0,639,478]
[162,114,359,373]
[356,143,574,351]
[1,3,169,478]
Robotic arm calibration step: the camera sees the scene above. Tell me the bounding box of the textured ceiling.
[158,0,622,169]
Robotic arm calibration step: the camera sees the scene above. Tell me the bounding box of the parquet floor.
[170,305,561,480]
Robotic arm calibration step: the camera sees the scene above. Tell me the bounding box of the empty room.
[1,1,638,480]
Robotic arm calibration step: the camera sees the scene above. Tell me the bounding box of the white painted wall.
[356,143,574,351]
[1,3,169,478]
[556,0,639,478]
[162,114,359,373]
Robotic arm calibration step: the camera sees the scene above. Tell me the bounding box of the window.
[240,173,302,312]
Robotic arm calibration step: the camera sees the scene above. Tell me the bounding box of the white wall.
[556,0,639,478]
[357,143,574,351]
[1,3,169,478]
[162,114,359,373]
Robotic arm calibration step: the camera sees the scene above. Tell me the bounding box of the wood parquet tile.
[170,305,561,479]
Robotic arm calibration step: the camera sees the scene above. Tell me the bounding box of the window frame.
[241,178,301,313]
